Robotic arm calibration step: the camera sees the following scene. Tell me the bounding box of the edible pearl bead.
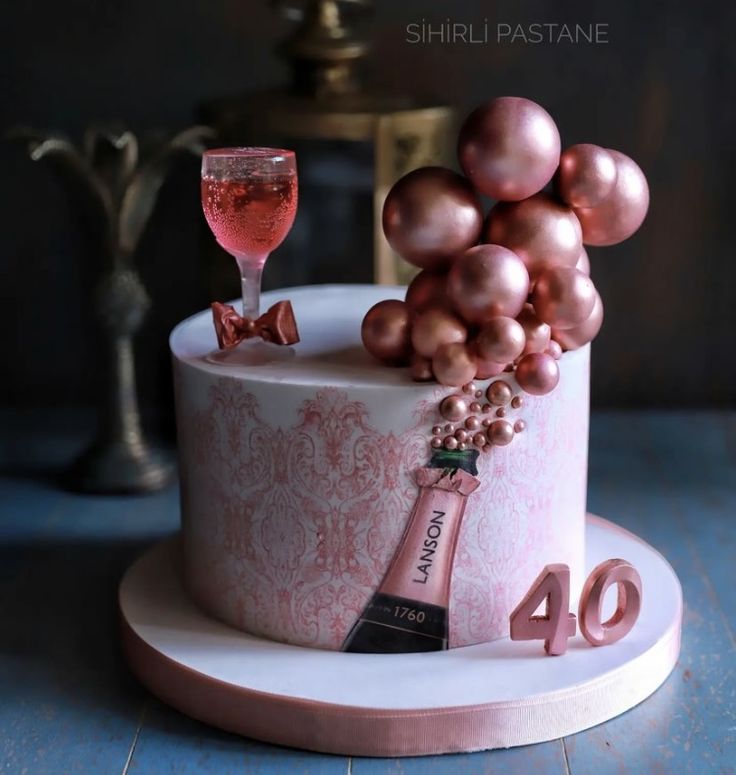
[444,435,458,450]
[455,429,468,442]
[511,396,523,409]
[462,382,477,395]
[488,419,514,446]
[469,401,482,413]
[514,420,526,433]
[431,437,443,448]
[465,416,480,431]
[440,394,469,423]
[473,432,487,447]
[432,425,442,436]
[487,380,513,406]
[496,407,506,418]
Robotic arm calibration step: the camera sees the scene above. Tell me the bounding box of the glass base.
[205,338,296,367]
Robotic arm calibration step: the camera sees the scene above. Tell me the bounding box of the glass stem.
[236,255,267,319]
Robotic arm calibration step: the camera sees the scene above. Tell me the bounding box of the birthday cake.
[172,97,649,655]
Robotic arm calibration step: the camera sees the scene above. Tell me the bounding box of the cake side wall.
[174,346,589,650]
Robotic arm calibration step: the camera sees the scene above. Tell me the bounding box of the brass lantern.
[201,0,454,288]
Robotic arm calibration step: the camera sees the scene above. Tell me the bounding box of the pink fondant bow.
[211,300,300,349]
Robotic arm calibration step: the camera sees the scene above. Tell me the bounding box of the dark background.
[2,0,735,429]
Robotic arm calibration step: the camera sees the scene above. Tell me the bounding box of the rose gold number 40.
[509,559,642,656]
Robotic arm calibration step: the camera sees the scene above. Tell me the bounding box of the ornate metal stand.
[13,125,212,494]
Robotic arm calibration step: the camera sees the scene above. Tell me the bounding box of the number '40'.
[509,559,642,656]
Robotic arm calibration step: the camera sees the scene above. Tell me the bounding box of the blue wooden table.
[1,411,734,774]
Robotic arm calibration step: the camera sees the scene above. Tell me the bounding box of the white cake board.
[120,515,682,757]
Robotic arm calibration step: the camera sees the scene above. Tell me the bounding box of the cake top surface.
[171,284,583,389]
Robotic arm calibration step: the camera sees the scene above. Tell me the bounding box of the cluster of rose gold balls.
[361,96,650,393]
[432,379,526,452]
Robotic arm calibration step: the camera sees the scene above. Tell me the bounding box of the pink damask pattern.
[179,378,430,649]
[178,367,587,650]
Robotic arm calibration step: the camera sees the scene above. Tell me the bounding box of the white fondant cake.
[171,284,589,651]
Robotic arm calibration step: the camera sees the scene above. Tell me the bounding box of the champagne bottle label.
[343,465,480,653]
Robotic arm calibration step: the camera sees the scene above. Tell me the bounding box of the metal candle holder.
[12,125,213,494]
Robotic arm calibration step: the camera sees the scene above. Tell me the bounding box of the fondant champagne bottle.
[343,448,480,653]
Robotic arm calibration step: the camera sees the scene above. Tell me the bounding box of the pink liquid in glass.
[201,174,298,261]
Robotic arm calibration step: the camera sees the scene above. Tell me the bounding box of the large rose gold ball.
[405,270,450,313]
[574,150,649,246]
[458,97,561,201]
[447,244,529,325]
[576,247,591,275]
[361,300,412,365]
[516,304,551,354]
[553,291,604,350]
[382,166,483,270]
[485,193,583,277]
[516,352,560,395]
[555,144,617,208]
[432,342,478,387]
[475,317,525,364]
[532,266,596,330]
[411,308,467,358]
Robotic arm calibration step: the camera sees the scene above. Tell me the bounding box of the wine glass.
[201,147,298,324]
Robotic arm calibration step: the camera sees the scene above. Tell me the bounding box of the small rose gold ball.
[432,425,442,436]
[488,419,515,446]
[496,407,506,418]
[361,299,413,365]
[487,380,512,406]
[546,340,563,360]
[431,437,443,448]
[462,382,476,394]
[516,352,560,396]
[482,404,492,413]
[465,416,480,431]
[475,389,483,398]
[473,433,487,447]
[517,304,552,354]
[476,317,526,364]
[411,307,468,359]
[482,418,492,427]
[514,420,527,433]
[444,435,459,450]
[469,401,482,413]
[444,423,454,433]
[458,442,468,451]
[455,429,468,442]
[555,144,618,209]
[439,394,469,422]
[409,353,434,382]
[511,396,523,409]
[432,342,478,387]
[532,266,597,330]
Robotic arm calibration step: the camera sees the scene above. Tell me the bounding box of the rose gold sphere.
[431,437,443,448]
[455,428,468,442]
[411,308,467,358]
[439,394,469,423]
[496,407,506,418]
[532,266,596,330]
[487,380,512,406]
[382,166,483,270]
[546,340,563,360]
[553,291,604,350]
[361,300,412,365]
[405,270,450,313]
[473,432,487,447]
[462,382,477,394]
[475,316,526,364]
[555,144,617,208]
[574,150,649,246]
[457,97,561,201]
[488,419,515,446]
[575,248,590,276]
[474,359,506,380]
[432,425,442,435]
[511,395,523,409]
[485,193,583,277]
[447,244,529,325]
[514,420,526,433]
[517,304,551,354]
[516,352,560,395]
[432,342,478,387]
[465,416,481,431]
[469,401,482,413]
[409,353,434,382]
[444,435,459,450]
